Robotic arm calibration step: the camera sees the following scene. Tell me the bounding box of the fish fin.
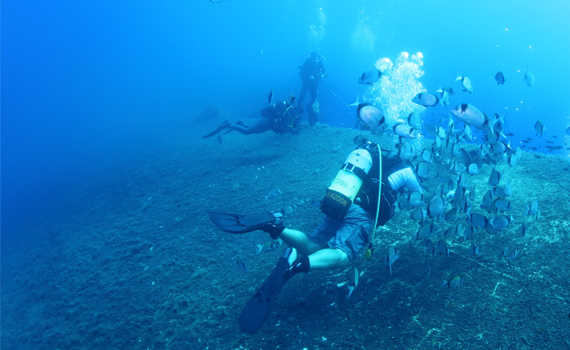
[454,72,462,82]
[348,94,360,107]
[347,285,355,300]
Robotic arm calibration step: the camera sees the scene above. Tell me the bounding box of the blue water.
[2,1,570,346]
[3,1,569,223]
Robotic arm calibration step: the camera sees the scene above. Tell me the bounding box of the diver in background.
[202,101,300,138]
[298,52,327,126]
[208,136,423,333]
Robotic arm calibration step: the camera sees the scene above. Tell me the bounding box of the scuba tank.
[320,136,375,220]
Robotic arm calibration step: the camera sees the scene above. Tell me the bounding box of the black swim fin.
[207,211,277,234]
[202,120,230,138]
[238,248,295,333]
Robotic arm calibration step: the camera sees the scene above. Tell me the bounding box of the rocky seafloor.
[3,115,570,350]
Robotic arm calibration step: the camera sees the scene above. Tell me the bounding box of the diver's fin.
[238,248,295,333]
[208,211,277,234]
[202,120,230,138]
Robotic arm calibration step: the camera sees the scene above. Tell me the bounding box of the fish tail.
[348,94,360,107]
[454,70,461,81]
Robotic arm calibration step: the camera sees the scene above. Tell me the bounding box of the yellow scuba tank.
[320,147,373,219]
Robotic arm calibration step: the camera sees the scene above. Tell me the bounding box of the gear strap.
[365,144,382,260]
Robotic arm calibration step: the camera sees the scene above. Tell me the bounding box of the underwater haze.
[4,1,570,223]
[3,1,570,349]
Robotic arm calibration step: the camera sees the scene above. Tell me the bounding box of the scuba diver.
[298,52,327,126]
[208,136,423,334]
[202,101,300,138]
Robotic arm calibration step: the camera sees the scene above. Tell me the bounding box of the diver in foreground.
[208,136,423,333]
[202,100,300,138]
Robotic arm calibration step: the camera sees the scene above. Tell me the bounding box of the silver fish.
[442,275,464,288]
[416,162,430,180]
[469,213,488,228]
[425,239,436,255]
[489,215,512,230]
[385,247,400,275]
[421,149,433,163]
[312,99,320,114]
[408,192,424,207]
[437,239,449,256]
[488,168,501,186]
[490,141,509,155]
[455,75,473,93]
[436,126,447,139]
[396,142,415,161]
[435,136,442,149]
[412,92,439,107]
[411,207,427,225]
[357,103,386,129]
[445,207,459,222]
[469,243,481,256]
[416,222,435,240]
[495,71,505,85]
[523,66,535,87]
[271,238,283,250]
[525,200,540,218]
[265,187,283,200]
[450,104,487,129]
[504,181,512,197]
[347,267,359,300]
[394,123,418,139]
[463,225,474,239]
[440,90,450,107]
[427,195,445,219]
[534,120,545,137]
[358,69,384,85]
[493,198,511,212]
[462,124,473,141]
[467,163,479,175]
[408,112,422,130]
[515,147,522,160]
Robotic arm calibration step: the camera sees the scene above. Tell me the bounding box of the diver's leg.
[307,84,317,106]
[278,228,322,256]
[307,109,317,126]
[305,84,318,125]
[230,119,272,135]
[308,248,349,270]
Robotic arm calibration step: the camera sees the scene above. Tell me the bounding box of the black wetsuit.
[230,101,300,136]
[357,152,420,226]
[298,54,326,126]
